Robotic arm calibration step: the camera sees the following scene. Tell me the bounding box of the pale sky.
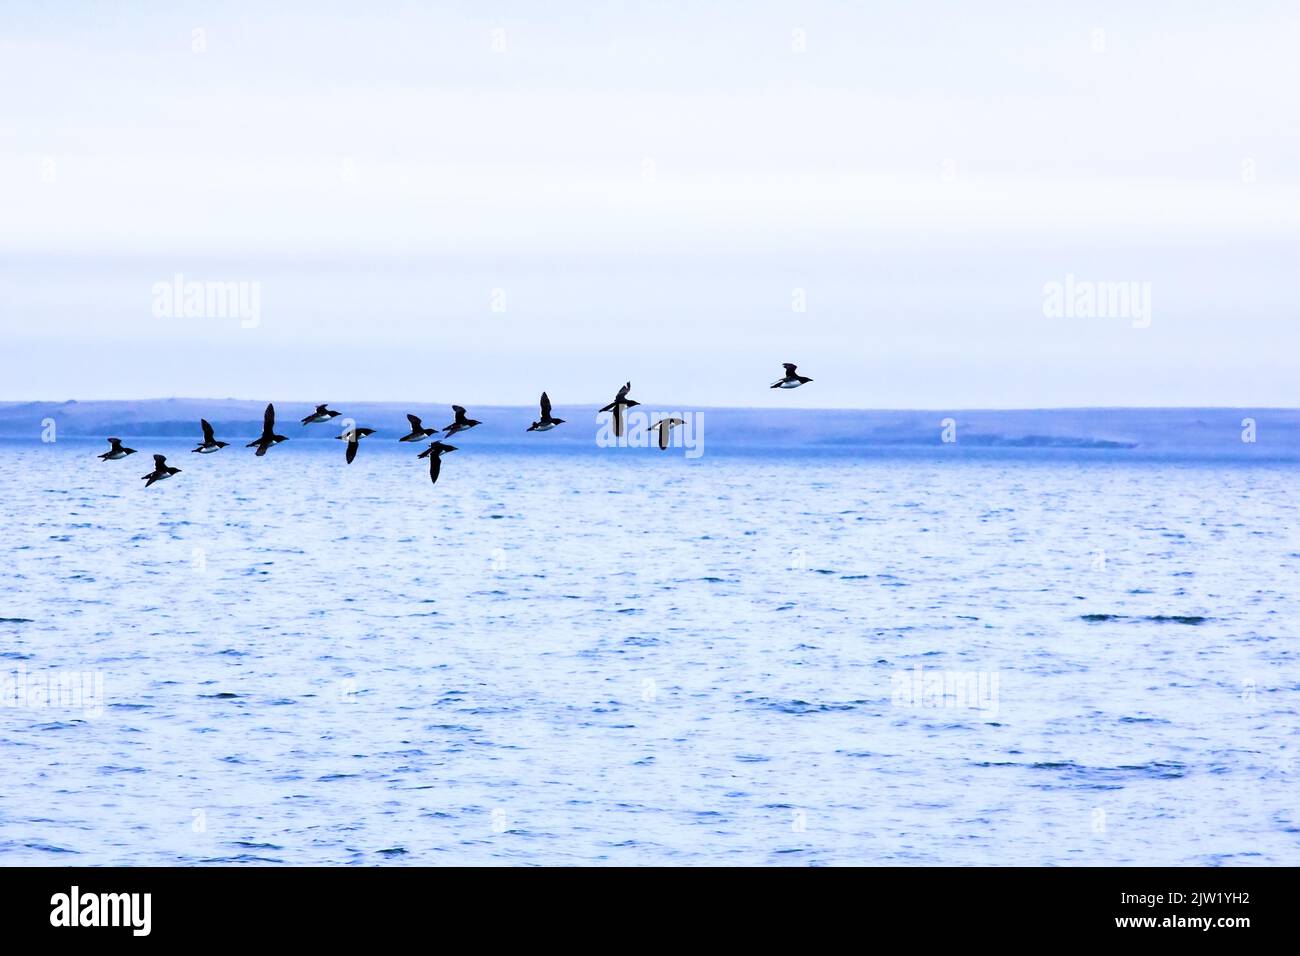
[1,1,1297,407]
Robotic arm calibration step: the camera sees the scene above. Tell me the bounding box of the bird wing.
[613,403,625,437]
[657,420,670,450]
[264,403,276,431]
[254,441,268,457]
[201,419,215,443]
[783,363,798,375]
[540,392,551,417]
[429,454,441,484]
[153,454,167,467]
[616,382,631,400]
[345,440,358,464]
[407,414,422,431]
[452,405,468,422]
[108,437,122,448]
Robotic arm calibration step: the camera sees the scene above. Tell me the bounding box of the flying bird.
[398,414,435,442]
[301,404,341,425]
[417,439,457,484]
[192,419,228,454]
[141,454,181,488]
[770,363,813,389]
[336,425,376,464]
[527,392,565,432]
[599,382,640,437]
[247,403,288,456]
[442,405,481,437]
[98,437,136,460]
[652,417,685,451]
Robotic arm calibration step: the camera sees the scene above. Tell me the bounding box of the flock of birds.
[97,363,815,488]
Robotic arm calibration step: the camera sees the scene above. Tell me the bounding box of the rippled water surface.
[2,440,1298,865]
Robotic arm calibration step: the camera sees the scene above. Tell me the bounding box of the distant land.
[1,400,1297,459]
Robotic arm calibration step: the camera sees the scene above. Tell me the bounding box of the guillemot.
[652,417,685,450]
[442,405,481,437]
[770,363,813,389]
[417,439,457,484]
[527,392,565,431]
[141,454,181,487]
[300,404,341,425]
[246,403,288,456]
[398,414,435,442]
[191,419,228,453]
[98,437,137,460]
[336,425,376,463]
[598,382,639,437]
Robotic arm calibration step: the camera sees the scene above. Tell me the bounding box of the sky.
[1,1,1297,407]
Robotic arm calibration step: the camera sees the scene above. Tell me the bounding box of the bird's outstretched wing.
[540,392,551,418]
[613,403,625,437]
[407,414,423,431]
[616,382,631,401]
[264,403,276,432]
[345,440,358,464]
[201,419,215,443]
[153,454,167,467]
[429,454,442,484]
[783,363,798,375]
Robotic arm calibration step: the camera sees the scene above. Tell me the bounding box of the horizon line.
[2,398,1297,413]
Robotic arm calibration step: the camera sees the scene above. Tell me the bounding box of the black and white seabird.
[98,437,137,460]
[442,405,481,437]
[336,425,376,464]
[141,454,181,487]
[770,363,813,389]
[300,403,341,425]
[598,382,640,437]
[192,419,228,454]
[527,392,565,432]
[398,414,435,442]
[416,439,457,484]
[246,403,288,456]
[652,417,685,451]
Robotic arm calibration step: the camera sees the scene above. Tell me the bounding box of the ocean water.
[2,438,1297,866]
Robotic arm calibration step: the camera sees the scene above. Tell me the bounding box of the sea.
[1,436,1297,866]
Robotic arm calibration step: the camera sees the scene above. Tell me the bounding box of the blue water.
[2,438,1297,865]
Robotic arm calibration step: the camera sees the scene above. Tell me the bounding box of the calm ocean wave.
[1,439,1297,865]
